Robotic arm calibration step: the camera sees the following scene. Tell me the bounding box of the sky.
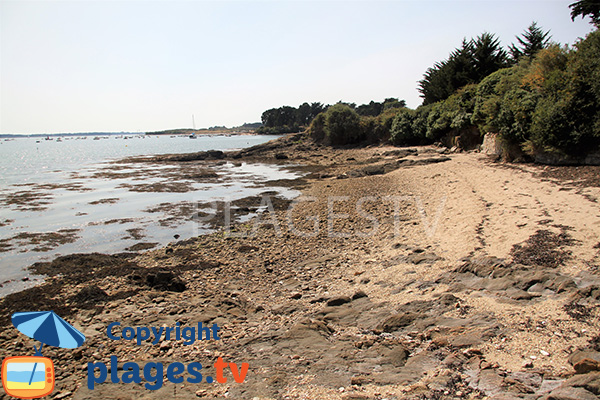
[0,0,595,134]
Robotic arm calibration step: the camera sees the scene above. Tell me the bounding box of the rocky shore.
[1,134,599,399]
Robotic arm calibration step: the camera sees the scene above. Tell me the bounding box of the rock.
[449,332,485,348]
[397,157,451,166]
[538,380,565,394]
[383,345,409,367]
[350,375,373,386]
[462,348,483,357]
[506,288,540,300]
[568,350,600,374]
[438,293,460,306]
[504,371,542,393]
[470,369,505,396]
[159,341,171,350]
[351,290,368,300]
[145,270,186,292]
[442,352,466,368]
[523,361,534,368]
[275,153,288,160]
[382,149,417,158]
[347,165,386,178]
[238,245,259,253]
[284,318,334,340]
[574,359,600,374]
[326,296,352,307]
[272,302,300,315]
[561,372,600,395]
[544,386,598,400]
[342,394,372,400]
[72,285,108,303]
[377,312,419,332]
[309,296,329,304]
[397,252,442,265]
[569,350,600,366]
[456,256,507,277]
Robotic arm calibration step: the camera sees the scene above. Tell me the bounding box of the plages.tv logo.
[1,311,85,399]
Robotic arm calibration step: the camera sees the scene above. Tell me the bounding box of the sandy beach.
[1,134,599,399]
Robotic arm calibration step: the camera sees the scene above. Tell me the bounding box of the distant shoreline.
[0,130,263,139]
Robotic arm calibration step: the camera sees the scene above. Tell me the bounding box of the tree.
[390,109,417,145]
[509,22,552,61]
[324,104,363,145]
[419,33,509,105]
[472,33,510,79]
[310,102,326,119]
[296,103,312,126]
[383,98,406,111]
[569,0,600,27]
[356,101,383,116]
[261,108,279,128]
[309,104,363,145]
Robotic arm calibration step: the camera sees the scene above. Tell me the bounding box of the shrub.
[309,104,362,145]
[308,113,326,142]
[424,84,478,142]
[324,104,363,145]
[390,109,417,145]
[256,125,301,135]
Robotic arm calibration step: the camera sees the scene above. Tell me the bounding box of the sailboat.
[189,114,197,138]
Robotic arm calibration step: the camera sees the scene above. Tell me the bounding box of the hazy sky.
[0,0,595,134]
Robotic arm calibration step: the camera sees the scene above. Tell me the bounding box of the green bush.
[390,109,417,145]
[471,67,519,134]
[308,104,363,145]
[256,125,302,135]
[471,38,600,157]
[308,113,326,142]
[424,84,478,142]
[324,104,363,145]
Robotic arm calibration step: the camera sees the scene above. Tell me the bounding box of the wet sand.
[1,134,599,399]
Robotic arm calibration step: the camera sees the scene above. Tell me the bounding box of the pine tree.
[570,0,600,27]
[419,33,508,105]
[509,22,552,61]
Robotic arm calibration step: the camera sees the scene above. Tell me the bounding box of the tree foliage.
[509,22,552,61]
[570,0,600,27]
[321,104,363,145]
[470,31,600,157]
[258,102,325,134]
[419,33,509,105]
[355,98,406,116]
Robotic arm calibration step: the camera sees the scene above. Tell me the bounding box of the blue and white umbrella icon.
[12,311,86,354]
[11,311,85,386]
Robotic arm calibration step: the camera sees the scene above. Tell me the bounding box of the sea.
[0,134,301,295]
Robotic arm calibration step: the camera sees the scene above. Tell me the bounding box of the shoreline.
[1,134,600,399]
[0,134,297,295]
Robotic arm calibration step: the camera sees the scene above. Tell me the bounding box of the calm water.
[0,134,301,295]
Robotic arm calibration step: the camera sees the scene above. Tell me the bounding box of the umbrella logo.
[2,311,85,399]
